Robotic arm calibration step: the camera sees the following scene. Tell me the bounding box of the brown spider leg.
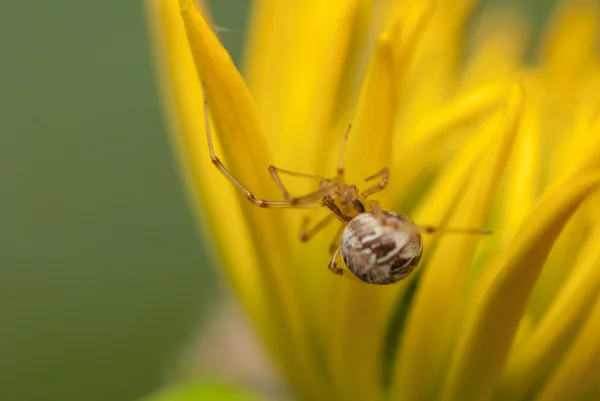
[268,166,334,204]
[203,84,332,209]
[299,213,336,242]
[328,222,346,255]
[328,244,344,275]
[337,123,352,178]
[359,167,390,199]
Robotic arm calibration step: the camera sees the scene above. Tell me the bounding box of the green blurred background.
[0,1,556,400]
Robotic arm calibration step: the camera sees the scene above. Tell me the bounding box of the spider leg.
[269,166,332,182]
[268,166,335,205]
[203,84,328,209]
[319,179,335,189]
[337,123,352,178]
[299,213,336,242]
[359,167,389,199]
[328,244,344,275]
[328,222,346,255]
[367,199,385,223]
[382,216,492,236]
[414,225,493,235]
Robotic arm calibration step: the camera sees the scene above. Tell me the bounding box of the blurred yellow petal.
[502,84,541,237]
[397,0,478,132]
[461,6,528,89]
[391,81,514,204]
[441,173,600,401]
[552,73,600,181]
[392,84,523,401]
[536,289,600,401]
[500,221,600,400]
[544,118,600,198]
[411,108,496,231]
[540,0,599,89]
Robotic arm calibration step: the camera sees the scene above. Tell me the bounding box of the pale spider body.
[202,86,489,285]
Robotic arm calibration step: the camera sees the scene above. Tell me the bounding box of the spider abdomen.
[341,211,423,285]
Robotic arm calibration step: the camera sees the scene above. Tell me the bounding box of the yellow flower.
[148,0,600,400]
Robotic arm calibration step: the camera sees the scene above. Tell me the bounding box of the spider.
[203,87,490,285]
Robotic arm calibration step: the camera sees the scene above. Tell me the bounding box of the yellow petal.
[318,32,397,401]
[345,34,396,189]
[178,0,268,191]
[499,221,600,400]
[411,108,497,232]
[535,288,600,401]
[502,84,541,237]
[390,81,515,205]
[540,0,599,89]
[392,84,523,401]
[543,116,600,201]
[155,1,324,396]
[243,0,358,175]
[441,173,600,401]
[396,0,478,134]
[525,96,600,321]
[552,73,600,183]
[149,0,266,324]
[460,6,528,90]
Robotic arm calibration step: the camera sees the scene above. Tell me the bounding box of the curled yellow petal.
[536,288,600,401]
[500,221,600,400]
[441,173,600,401]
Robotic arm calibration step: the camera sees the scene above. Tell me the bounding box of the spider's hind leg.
[299,213,336,242]
[328,244,344,275]
[329,223,346,255]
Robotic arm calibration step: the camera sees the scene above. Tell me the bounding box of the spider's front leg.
[268,165,336,206]
[360,167,389,199]
[203,84,333,209]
